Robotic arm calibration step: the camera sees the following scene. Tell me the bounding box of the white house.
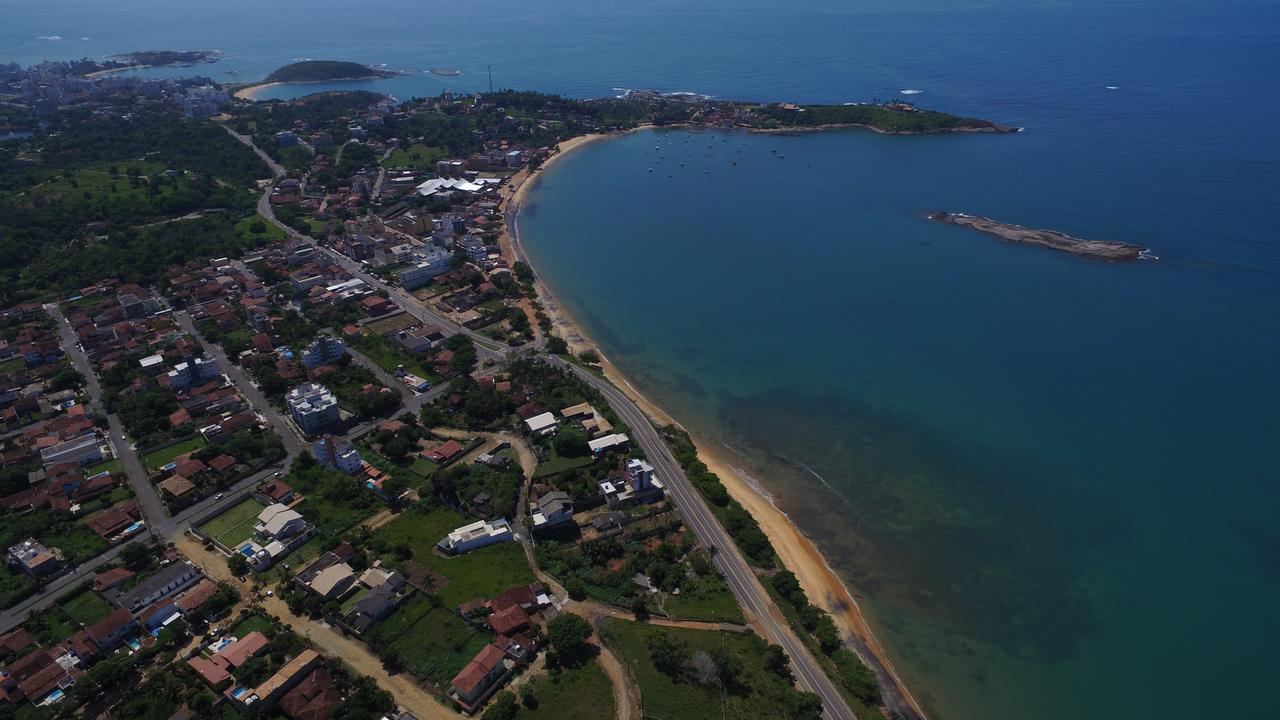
[530,490,573,529]
[588,433,630,455]
[437,518,513,555]
[255,504,307,540]
[524,412,558,436]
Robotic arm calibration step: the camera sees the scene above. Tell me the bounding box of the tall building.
[300,335,347,369]
[285,383,340,435]
[312,434,362,474]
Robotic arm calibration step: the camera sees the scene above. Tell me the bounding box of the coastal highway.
[247,142,857,719]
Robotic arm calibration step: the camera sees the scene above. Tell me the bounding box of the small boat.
[648,168,654,172]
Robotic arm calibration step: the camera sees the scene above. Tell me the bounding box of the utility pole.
[488,65,493,94]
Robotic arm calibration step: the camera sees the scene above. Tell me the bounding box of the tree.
[554,427,590,458]
[764,644,793,681]
[481,691,517,720]
[690,650,719,686]
[520,685,537,709]
[786,691,824,720]
[646,631,689,681]
[564,577,587,601]
[227,553,249,575]
[547,613,593,666]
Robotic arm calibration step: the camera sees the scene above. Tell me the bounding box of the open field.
[60,587,114,626]
[533,444,595,478]
[374,507,536,606]
[142,436,206,470]
[602,618,820,720]
[198,498,263,547]
[231,614,274,638]
[382,143,446,169]
[517,658,615,720]
[367,595,492,686]
[234,212,285,243]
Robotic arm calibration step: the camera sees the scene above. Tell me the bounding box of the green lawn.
[382,143,446,169]
[143,436,206,470]
[233,213,285,244]
[60,587,113,626]
[367,596,492,686]
[517,659,615,720]
[295,493,374,538]
[31,163,188,205]
[0,356,25,376]
[534,445,596,479]
[0,569,37,609]
[198,498,264,546]
[662,576,745,624]
[374,506,535,607]
[349,332,440,384]
[602,618,819,720]
[231,614,275,638]
[84,457,124,475]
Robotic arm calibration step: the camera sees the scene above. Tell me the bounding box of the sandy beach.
[502,128,928,718]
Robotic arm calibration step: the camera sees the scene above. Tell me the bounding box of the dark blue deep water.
[8,2,1279,718]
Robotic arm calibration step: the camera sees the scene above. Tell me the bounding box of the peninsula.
[264,60,398,83]
[930,212,1152,260]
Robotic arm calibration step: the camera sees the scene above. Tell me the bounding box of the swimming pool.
[124,521,143,534]
[239,544,255,557]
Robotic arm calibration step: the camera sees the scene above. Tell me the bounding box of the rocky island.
[930,212,1153,260]
[263,60,398,83]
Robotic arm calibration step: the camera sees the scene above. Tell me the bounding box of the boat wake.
[899,88,923,95]
[37,35,63,41]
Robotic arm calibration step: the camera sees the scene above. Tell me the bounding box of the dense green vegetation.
[365,594,491,685]
[602,619,823,720]
[662,427,776,568]
[264,60,391,83]
[515,658,615,720]
[757,103,1006,133]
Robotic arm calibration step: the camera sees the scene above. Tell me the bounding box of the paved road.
[0,464,283,634]
[172,310,305,460]
[224,125,285,178]
[246,137,857,719]
[47,305,167,532]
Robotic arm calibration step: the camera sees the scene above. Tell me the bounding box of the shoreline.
[503,126,929,719]
[233,74,393,101]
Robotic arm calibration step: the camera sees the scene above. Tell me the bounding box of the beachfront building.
[437,518,513,555]
[601,459,665,510]
[311,434,362,474]
[588,433,630,455]
[285,383,340,435]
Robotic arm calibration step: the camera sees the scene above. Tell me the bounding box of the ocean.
[7,1,1279,718]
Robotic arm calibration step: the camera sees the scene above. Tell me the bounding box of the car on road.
[214,493,224,500]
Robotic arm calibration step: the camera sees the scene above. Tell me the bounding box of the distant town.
[0,55,934,720]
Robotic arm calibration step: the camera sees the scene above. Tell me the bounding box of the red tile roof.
[278,667,341,720]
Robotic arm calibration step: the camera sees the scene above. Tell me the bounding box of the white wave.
[37,35,63,41]
[899,88,923,95]
[1105,85,1119,90]
[80,37,91,41]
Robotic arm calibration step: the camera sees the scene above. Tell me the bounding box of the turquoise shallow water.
[8,1,1280,718]
[516,123,1280,719]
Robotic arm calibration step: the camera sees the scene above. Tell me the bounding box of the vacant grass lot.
[374,506,535,607]
[533,444,596,479]
[199,498,263,547]
[233,213,285,244]
[517,658,615,720]
[142,436,206,471]
[382,143,446,169]
[231,614,274,638]
[602,618,814,720]
[60,587,114,626]
[367,595,492,686]
[661,575,745,625]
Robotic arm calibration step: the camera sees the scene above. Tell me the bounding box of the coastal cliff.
[930,212,1152,260]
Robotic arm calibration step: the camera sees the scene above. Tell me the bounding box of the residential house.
[255,504,307,541]
[278,667,341,720]
[450,643,511,712]
[6,539,62,577]
[112,561,200,613]
[530,490,573,530]
[437,518,513,555]
[86,608,136,653]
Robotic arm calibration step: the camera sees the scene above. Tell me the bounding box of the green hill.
[264,60,392,83]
